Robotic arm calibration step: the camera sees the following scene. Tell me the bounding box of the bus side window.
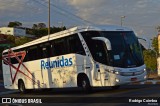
[40,43,52,59]
[10,56,21,64]
[3,58,8,65]
[68,34,86,55]
[52,38,67,56]
[10,50,21,64]
[27,46,38,61]
[50,42,56,57]
[23,48,28,62]
[2,53,9,65]
[81,31,109,65]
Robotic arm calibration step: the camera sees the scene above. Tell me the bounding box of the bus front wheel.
[18,80,26,93]
[81,77,92,93]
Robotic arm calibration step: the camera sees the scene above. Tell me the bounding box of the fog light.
[115,79,120,82]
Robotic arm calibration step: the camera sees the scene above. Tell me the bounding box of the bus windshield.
[81,31,144,68]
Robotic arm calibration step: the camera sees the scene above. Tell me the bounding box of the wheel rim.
[20,82,24,92]
[82,80,86,88]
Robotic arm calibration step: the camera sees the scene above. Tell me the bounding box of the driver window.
[91,40,108,65]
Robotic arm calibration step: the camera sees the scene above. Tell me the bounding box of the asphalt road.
[0,83,160,106]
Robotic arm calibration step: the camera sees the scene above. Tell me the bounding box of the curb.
[132,80,160,85]
[145,80,160,84]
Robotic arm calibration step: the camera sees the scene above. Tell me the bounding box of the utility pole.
[48,0,50,36]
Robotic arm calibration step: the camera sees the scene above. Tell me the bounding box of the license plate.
[131,77,137,81]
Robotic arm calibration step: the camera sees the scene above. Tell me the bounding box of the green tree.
[143,50,157,71]
[6,35,15,44]
[8,21,22,27]
[143,36,158,72]
[50,26,66,34]
[31,26,65,37]
[37,23,46,29]
[32,23,46,29]
[15,37,32,46]
[32,24,38,29]
[152,37,158,54]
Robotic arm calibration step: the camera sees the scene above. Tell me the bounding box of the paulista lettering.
[41,56,73,70]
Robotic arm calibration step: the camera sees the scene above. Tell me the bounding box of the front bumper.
[109,71,147,86]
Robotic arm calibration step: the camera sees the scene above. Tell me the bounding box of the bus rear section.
[2,50,94,92]
[2,52,79,90]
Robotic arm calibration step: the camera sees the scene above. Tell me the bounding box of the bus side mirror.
[137,37,149,49]
[137,37,147,41]
[92,37,112,50]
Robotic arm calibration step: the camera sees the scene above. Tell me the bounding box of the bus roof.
[3,25,132,52]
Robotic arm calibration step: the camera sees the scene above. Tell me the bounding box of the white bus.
[2,25,147,93]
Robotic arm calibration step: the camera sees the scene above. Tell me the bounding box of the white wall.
[0,27,26,36]
[14,28,26,36]
[0,27,14,35]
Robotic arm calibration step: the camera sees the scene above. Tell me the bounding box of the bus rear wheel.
[18,80,26,93]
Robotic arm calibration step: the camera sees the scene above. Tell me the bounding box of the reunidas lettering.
[41,56,73,70]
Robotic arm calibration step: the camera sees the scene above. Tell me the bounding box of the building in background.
[0,27,26,37]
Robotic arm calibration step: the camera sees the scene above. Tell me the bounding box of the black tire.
[81,77,92,93]
[18,80,26,93]
[111,85,120,90]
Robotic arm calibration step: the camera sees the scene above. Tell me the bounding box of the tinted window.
[3,34,86,63]
[39,43,52,59]
[10,56,22,64]
[81,31,108,64]
[101,31,144,67]
[3,58,8,65]
[23,48,28,62]
[27,46,38,61]
[52,38,67,56]
[67,34,85,55]
[81,31,144,68]
[3,50,25,64]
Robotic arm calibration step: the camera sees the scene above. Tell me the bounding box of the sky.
[0,0,160,47]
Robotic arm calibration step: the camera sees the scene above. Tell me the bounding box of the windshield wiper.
[127,45,140,66]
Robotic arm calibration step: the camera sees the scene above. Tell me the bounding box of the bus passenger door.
[91,40,109,86]
[84,56,92,80]
[94,64,107,86]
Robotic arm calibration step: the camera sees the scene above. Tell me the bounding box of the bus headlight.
[115,78,120,82]
[110,70,120,75]
[115,71,119,74]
